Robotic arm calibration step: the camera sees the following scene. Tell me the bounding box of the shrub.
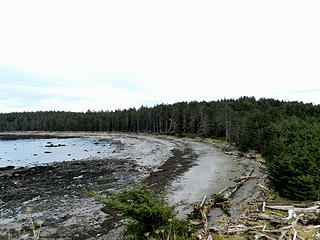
[266,117,320,200]
[87,184,192,239]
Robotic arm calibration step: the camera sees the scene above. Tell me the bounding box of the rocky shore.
[0,132,262,239]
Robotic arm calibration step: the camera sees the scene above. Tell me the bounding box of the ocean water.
[0,137,116,168]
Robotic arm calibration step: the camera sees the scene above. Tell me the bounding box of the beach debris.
[73,175,83,180]
[192,195,208,232]
[262,201,266,212]
[189,220,202,226]
[45,143,66,147]
[189,165,320,240]
[206,184,320,240]
[232,175,256,182]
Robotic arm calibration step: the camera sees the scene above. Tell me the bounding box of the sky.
[0,0,319,113]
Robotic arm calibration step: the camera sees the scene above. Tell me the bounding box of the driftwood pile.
[209,202,320,240]
[192,198,320,240]
[190,176,320,240]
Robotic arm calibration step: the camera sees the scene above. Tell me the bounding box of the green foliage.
[88,184,192,239]
[265,117,320,200]
[178,132,199,138]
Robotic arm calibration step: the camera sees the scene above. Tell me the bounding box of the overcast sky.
[0,0,319,113]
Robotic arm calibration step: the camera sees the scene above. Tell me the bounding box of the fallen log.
[250,225,266,230]
[232,175,256,182]
[283,209,294,221]
[257,184,268,191]
[260,229,285,233]
[227,224,247,234]
[292,228,297,240]
[279,231,286,240]
[257,213,289,224]
[293,205,319,213]
[306,225,320,230]
[196,195,208,233]
[266,205,319,213]
[219,184,242,200]
[257,213,278,221]
[200,195,207,207]
[262,202,266,212]
[265,205,294,211]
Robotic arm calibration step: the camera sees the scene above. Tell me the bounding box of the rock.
[0,166,15,171]
[73,175,83,180]
[40,227,58,237]
[0,172,13,178]
[45,143,66,147]
[225,151,234,155]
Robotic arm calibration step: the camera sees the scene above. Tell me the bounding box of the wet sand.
[0,132,258,239]
[165,139,248,218]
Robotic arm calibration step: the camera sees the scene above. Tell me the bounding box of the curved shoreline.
[0,132,262,239]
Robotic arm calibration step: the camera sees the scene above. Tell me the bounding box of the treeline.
[1,97,319,200]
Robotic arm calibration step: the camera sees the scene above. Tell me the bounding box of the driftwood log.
[266,204,319,213]
[232,175,256,182]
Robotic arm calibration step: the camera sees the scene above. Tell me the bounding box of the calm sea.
[0,137,116,168]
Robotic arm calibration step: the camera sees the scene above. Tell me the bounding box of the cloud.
[267,88,320,105]
[0,0,319,112]
[287,89,320,94]
[0,68,162,112]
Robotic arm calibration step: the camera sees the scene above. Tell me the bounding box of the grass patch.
[177,132,199,139]
[212,234,246,240]
[297,228,318,239]
[265,208,287,217]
